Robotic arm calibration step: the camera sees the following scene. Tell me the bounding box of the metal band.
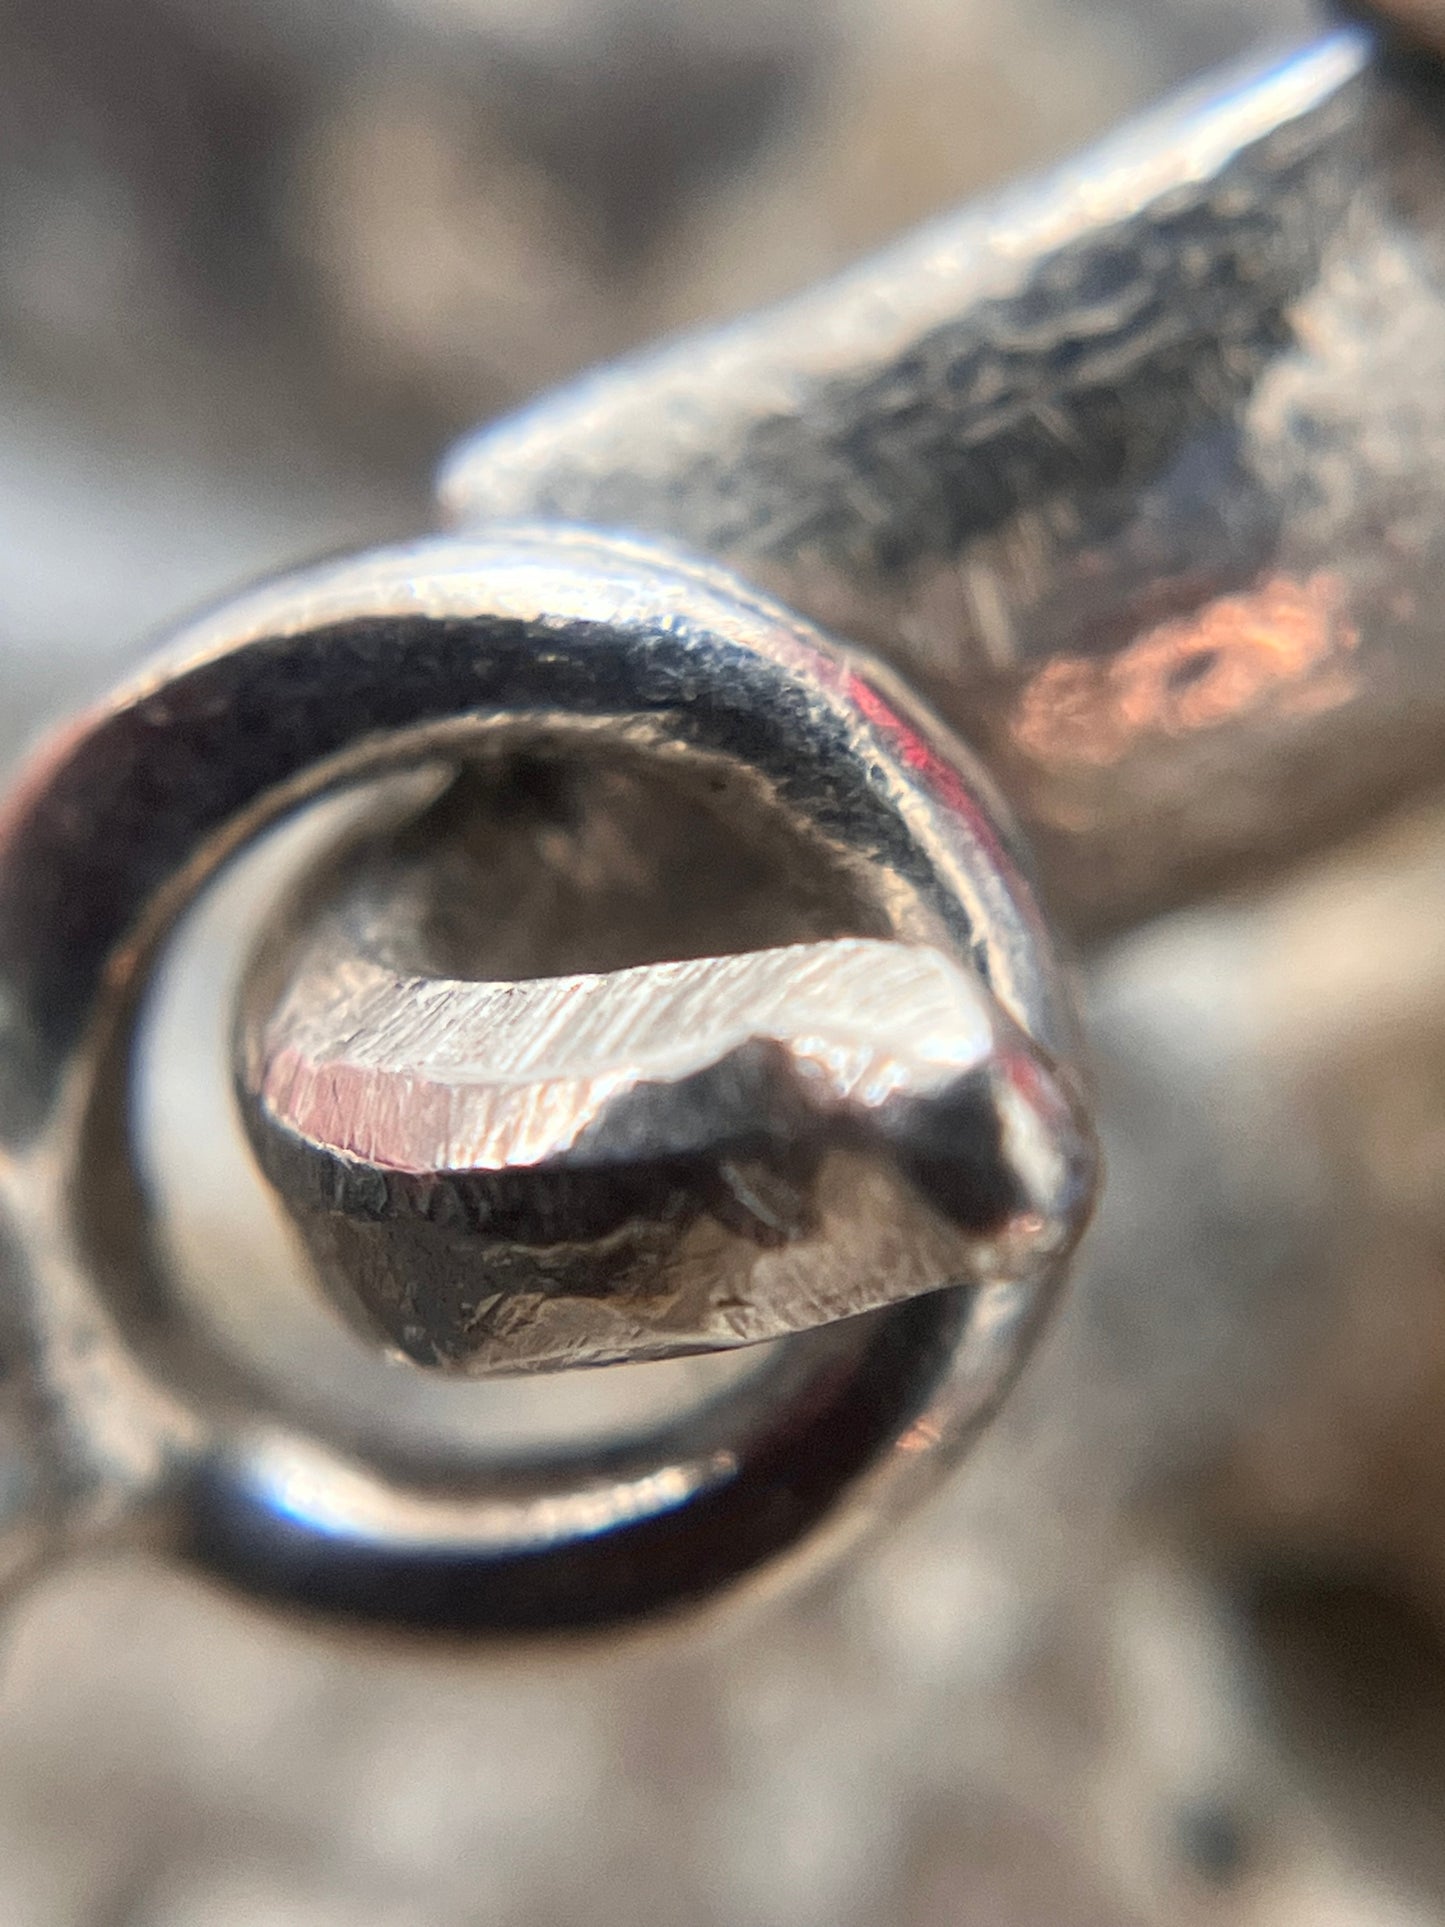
[442,30,1445,934]
[0,527,1089,1630]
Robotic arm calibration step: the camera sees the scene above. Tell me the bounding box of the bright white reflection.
[249,1432,739,1551]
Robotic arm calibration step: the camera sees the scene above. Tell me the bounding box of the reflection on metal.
[1012,572,1359,767]
[248,1431,741,1551]
[240,827,1090,1372]
[443,25,1445,931]
[5,17,1445,1641]
[0,529,1088,1633]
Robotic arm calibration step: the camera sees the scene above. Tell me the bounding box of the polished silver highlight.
[443,28,1445,933]
[243,916,1087,1371]
[5,17,1444,1638]
[0,527,1089,1632]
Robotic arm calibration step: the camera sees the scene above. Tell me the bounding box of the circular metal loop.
[0,525,1095,1633]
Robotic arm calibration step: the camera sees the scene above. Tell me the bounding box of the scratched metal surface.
[16,3,1445,1926]
[442,28,1445,939]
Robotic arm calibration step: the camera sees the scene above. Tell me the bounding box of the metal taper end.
[239,925,1094,1374]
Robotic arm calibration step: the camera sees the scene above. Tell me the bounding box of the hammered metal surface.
[9,2,1445,1923]
[444,29,1445,936]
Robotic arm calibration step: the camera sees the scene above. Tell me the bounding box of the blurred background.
[17,2,1445,1924]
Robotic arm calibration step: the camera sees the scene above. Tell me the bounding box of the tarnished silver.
[234,537,1090,1376]
[0,526,1089,1632]
[244,925,1086,1373]
[443,25,1445,936]
[4,14,1445,1637]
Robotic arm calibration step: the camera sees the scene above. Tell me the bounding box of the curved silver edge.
[0,529,1091,1634]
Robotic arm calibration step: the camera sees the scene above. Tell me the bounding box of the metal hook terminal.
[235,679,1091,1376]
[6,18,1444,1635]
[0,528,1093,1632]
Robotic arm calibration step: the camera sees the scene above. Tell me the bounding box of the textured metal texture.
[0,526,1089,1632]
[232,542,1091,1375]
[5,11,1445,1653]
[17,6,1445,1926]
[244,927,1087,1371]
[442,26,1445,936]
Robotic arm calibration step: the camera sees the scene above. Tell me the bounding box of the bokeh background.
[17,4,1445,1925]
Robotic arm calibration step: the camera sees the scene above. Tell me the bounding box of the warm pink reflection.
[1013,573,1360,767]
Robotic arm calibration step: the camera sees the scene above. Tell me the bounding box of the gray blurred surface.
[15,3,1445,1926]
[0,0,1310,755]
